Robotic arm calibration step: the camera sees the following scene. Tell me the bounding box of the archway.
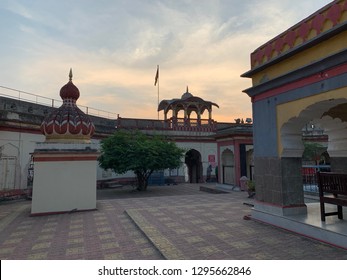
[277,99,347,211]
[185,149,202,183]
[221,149,235,185]
[279,98,347,158]
[188,110,198,126]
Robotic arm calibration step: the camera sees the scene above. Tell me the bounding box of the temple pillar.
[253,156,307,216]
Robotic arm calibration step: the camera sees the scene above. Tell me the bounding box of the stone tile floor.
[0,184,347,260]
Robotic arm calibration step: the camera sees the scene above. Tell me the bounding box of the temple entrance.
[185,149,202,183]
[221,149,235,185]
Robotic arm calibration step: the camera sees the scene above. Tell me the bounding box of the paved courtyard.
[0,184,347,260]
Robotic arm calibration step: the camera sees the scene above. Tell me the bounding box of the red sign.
[208,155,215,163]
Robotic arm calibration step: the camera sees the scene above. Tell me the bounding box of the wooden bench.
[317,172,347,221]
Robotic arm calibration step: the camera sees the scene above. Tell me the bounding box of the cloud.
[0,0,333,122]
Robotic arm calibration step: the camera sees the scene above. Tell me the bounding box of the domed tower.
[31,70,98,216]
[40,69,95,143]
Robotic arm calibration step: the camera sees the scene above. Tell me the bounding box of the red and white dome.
[40,69,95,143]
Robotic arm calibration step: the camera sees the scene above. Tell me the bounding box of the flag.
[154,65,159,86]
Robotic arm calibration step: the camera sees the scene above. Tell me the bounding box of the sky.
[0,0,333,122]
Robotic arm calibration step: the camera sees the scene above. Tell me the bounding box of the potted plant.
[247,180,255,198]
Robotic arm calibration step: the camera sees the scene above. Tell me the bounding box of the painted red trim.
[250,1,343,67]
[234,142,241,186]
[217,139,253,146]
[0,125,42,134]
[174,139,216,143]
[33,155,98,162]
[252,62,347,102]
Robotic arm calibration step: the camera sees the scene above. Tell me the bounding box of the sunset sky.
[0,0,332,122]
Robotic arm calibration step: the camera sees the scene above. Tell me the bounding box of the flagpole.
[157,67,159,120]
[154,65,160,120]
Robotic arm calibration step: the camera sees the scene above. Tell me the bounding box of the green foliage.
[246,180,255,192]
[98,130,185,191]
[302,142,325,163]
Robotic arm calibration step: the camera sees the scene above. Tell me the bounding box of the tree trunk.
[135,170,152,191]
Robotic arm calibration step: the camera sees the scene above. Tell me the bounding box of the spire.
[69,68,73,82]
[59,68,80,101]
[181,86,193,99]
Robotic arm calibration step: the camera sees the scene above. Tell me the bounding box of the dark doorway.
[185,149,202,183]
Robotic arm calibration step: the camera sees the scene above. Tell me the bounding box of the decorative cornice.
[249,0,347,70]
[244,49,347,99]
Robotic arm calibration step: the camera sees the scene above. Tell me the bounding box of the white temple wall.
[0,130,44,190]
[177,141,218,177]
[1,130,219,186]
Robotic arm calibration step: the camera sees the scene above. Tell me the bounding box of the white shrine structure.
[31,70,99,215]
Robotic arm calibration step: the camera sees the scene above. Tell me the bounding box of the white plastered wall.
[0,130,44,189]
[31,158,97,214]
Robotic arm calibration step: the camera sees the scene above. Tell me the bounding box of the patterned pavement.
[0,184,347,260]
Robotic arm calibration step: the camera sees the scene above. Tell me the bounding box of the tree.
[302,142,326,164]
[98,130,185,191]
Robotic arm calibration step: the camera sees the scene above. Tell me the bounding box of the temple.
[0,81,253,197]
[242,0,347,247]
[158,87,219,131]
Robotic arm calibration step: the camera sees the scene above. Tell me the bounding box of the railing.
[167,117,217,132]
[302,165,331,194]
[0,85,118,119]
[116,117,217,132]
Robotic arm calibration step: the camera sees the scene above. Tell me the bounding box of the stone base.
[251,203,347,250]
[31,145,98,215]
[253,201,307,216]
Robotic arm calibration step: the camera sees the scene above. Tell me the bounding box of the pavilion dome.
[181,86,193,99]
[40,69,95,143]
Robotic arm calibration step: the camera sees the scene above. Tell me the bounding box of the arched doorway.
[221,149,234,185]
[278,99,347,211]
[185,149,202,183]
[280,99,347,161]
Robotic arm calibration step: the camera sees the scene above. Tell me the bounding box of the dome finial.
[181,86,193,99]
[69,68,73,82]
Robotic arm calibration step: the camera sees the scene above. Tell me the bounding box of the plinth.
[31,143,99,215]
